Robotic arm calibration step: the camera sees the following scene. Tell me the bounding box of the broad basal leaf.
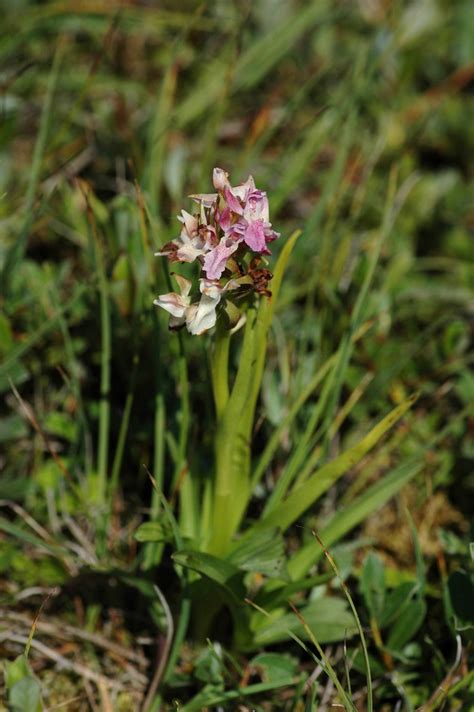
[252,596,357,646]
[172,550,245,603]
[229,527,289,580]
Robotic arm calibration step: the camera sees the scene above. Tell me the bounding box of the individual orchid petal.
[155,241,179,259]
[264,224,279,243]
[200,224,218,248]
[224,220,246,242]
[200,278,223,300]
[176,241,207,263]
[189,192,218,207]
[224,186,244,215]
[212,167,230,192]
[169,314,186,330]
[218,206,232,231]
[244,190,269,223]
[203,239,238,280]
[232,175,255,201]
[244,220,267,252]
[174,274,192,298]
[177,209,198,236]
[153,292,189,318]
[186,293,221,335]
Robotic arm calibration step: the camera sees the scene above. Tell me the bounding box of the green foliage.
[4,655,43,712]
[251,597,357,647]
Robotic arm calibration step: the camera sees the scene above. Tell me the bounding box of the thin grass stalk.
[0,284,88,384]
[145,468,191,695]
[263,359,337,514]
[251,318,374,491]
[94,223,112,509]
[292,104,359,391]
[288,458,423,580]
[109,354,138,497]
[145,61,177,222]
[317,167,399,460]
[235,70,323,177]
[247,598,356,712]
[289,601,357,712]
[247,393,417,538]
[292,371,375,491]
[47,276,92,474]
[1,41,64,295]
[312,531,372,712]
[251,354,334,490]
[81,184,112,513]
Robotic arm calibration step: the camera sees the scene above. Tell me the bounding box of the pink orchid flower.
[154,167,279,335]
[203,237,239,280]
[154,275,224,335]
[155,209,216,265]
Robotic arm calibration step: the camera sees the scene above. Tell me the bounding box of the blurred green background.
[1,1,473,710]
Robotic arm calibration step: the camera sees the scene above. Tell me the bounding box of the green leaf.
[252,597,357,646]
[1,43,63,295]
[249,652,298,683]
[134,521,172,543]
[0,285,87,389]
[210,231,302,555]
[360,553,385,622]
[194,643,225,685]
[386,598,426,651]
[0,516,68,558]
[251,394,418,541]
[229,528,289,581]
[5,655,31,689]
[179,678,296,712]
[406,509,426,593]
[10,678,42,712]
[379,582,418,628]
[0,414,28,443]
[5,655,42,712]
[350,650,386,677]
[447,571,474,628]
[288,457,423,580]
[172,550,245,603]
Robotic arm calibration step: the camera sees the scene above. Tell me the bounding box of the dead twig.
[1,633,122,690]
[0,608,147,668]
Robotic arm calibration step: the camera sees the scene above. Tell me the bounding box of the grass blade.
[1,41,64,294]
[248,393,418,537]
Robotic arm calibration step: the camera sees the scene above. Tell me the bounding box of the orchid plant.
[154,167,283,558]
[148,167,417,656]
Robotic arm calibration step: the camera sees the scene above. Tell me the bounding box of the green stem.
[209,312,257,555]
[110,353,138,497]
[143,393,166,569]
[94,228,111,509]
[211,322,230,421]
[176,333,196,540]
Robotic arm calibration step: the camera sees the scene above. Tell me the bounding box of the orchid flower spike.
[154,167,279,335]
